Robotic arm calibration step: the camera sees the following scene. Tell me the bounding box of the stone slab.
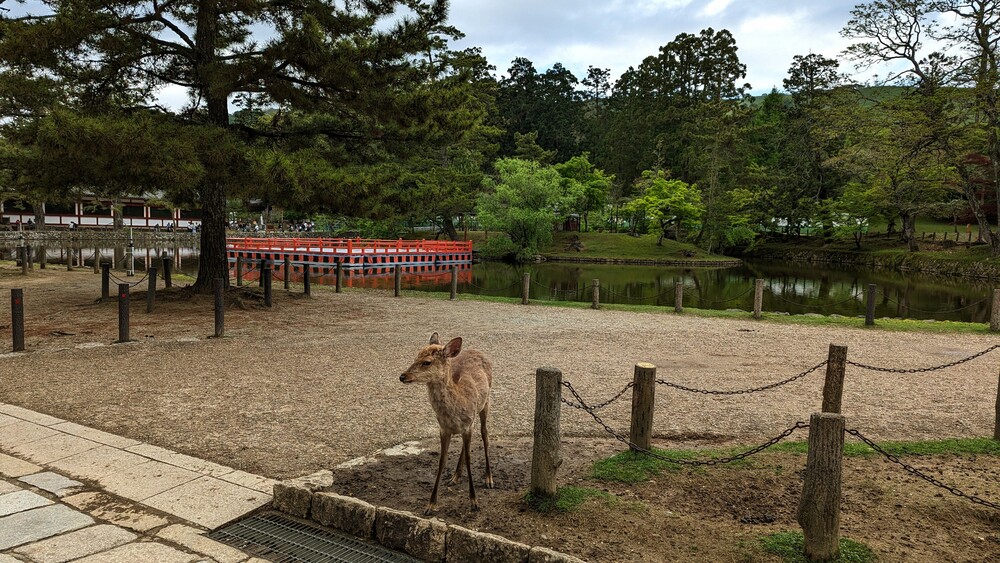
[0,555,21,563]
[375,507,446,562]
[19,472,85,498]
[99,460,199,502]
[72,541,198,563]
[0,480,19,494]
[0,490,53,517]
[126,444,234,478]
[48,446,150,483]
[49,422,142,449]
[9,433,101,465]
[143,476,271,529]
[157,524,249,563]
[0,453,42,478]
[0,413,20,428]
[0,504,94,550]
[272,470,333,518]
[217,470,277,494]
[62,492,170,533]
[12,524,137,563]
[529,546,589,563]
[0,404,64,426]
[311,492,376,539]
[446,524,531,563]
[0,421,60,449]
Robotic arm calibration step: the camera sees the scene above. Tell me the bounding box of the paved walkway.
[0,402,277,562]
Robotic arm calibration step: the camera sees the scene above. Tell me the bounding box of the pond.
[2,243,992,323]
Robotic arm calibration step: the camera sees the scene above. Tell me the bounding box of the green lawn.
[540,231,733,262]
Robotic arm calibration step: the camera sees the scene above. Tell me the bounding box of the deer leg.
[446,447,463,486]
[425,431,451,516]
[462,430,479,512]
[480,403,494,488]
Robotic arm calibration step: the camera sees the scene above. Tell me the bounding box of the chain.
[465,280,522,294]
[601,286,678,305]
[655,361,828,396]
[771,291,863,310]
[846,429,1000,510]
[693,286,756,306]
[877,290,990,315]
[560,380,808,466]
[549,285,587,296]
[560,381,634,411]
[846,345,1000,373]
[108,271,151,288]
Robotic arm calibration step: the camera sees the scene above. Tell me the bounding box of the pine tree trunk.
[195,181,229,291]
[442,219,459,241]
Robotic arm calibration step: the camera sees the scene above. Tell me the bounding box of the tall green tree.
[553,153,613,232]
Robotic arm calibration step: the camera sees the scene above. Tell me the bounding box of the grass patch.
[523,486,616,513]
[761,531,877,563]
[593,448,705,483]
[541,231,732,262]
[771,437,1000,457]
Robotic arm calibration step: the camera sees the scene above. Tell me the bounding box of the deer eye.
[422,360,432,366]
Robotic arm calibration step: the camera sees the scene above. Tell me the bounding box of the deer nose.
[399,374,407,382]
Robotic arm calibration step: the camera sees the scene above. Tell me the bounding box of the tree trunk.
[195,182,229,291]
[32,201,45,231]
[901,211,918,252]
[442,219,459,241]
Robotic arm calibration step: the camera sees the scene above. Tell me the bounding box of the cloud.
[699,0,733,18]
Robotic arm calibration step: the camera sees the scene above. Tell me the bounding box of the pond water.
[2,243,992,323]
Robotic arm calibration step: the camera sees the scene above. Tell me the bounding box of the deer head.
[399,333,463,384]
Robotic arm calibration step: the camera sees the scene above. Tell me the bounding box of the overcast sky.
[447,0,864,93]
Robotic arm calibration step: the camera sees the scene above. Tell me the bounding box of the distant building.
[0,196,201,230]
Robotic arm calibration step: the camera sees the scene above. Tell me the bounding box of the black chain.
[601,286,678,305]
[655,361,828,396]
[771,291,863,310]
[846,429,1000,511]
[691,286,756,306]
[877,290,990,314]
[549,285,587,296]
[108,271,151,288]
[560,381,635,411]
[561,380,808,466]
[465,280,522,294]
[846,345,1000,373]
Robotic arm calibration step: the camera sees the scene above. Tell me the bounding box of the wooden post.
[65,246,73,271]
[994,368,1000,441]
[39,246,46,270]
[162,255,172,288]
[753,278,764,319]
[797,412,845,562]
[591,279,600,310]
[865,284,876,326]
[284,255,291,290]
[991,289,1000,332]
[145,267,157,314]
[450,266,458,300]
[629,363,657,451]
[101,263,110,299]
[674,282,683,313]
[11,289,24,352]
[521,272,530,305]
[822,344,848,414]
[236,255,244,287]
[117,283,130,343]
[93,248,100,274]
[530,367,563,498]
[394,265,401,297]
[263,264,273,307]
[258,259,266,287]
[336,261,343,293]
[303,265,311,296]
[214,278,225,338]
[20,246,28,275]
[27,246,33,271]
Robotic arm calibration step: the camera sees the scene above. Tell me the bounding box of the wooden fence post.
[258,259,266,288]
[284,256,291,290]
[101,263,110,299]
[263,264,273,307]
[994,367,1000,441]
[991,289,1000,332]
[117,283,130,343]
[27,246,33,271]
[674,282,683,313]
[11,289,24,352]
[162,255,172,288]
[20,246,28,275]
[530,367,563,498]
[822,344,848,414]
[236,255,244,287]
[753,278,764,319]
[65,246,73,271]
[591,279,600,310]
[522,273,530,305]
[93,248,100,274]
[38,246,46,270]
[336,261,343,293]
[450,266,458,300]
[629,363,657,451]
[865,284,876,326]
[214,278,225,338]
[146,267,157,314]
[797,412,845,562]
[303,266,311,296]
[394,265,401,297]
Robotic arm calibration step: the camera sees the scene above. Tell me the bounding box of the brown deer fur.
[399,332,493,515]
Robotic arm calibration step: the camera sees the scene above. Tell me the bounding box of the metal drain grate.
[208,512,422,563]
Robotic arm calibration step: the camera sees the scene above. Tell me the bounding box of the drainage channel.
[208,512,422,563]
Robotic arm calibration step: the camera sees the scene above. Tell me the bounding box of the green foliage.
[523,486,616,513]
[761,532,877,563]
[592,449,697,483]
[553,153,613,232]
[624,170,704,243]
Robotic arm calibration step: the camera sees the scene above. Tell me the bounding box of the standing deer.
[399,332,493,515]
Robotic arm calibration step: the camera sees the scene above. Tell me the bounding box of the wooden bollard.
[864,284,876,326]
[522,273,530,305]
[629,363,657,451]
[994,368,1000,441]
[145,267,157,314]
[38,246,45,269]
[11,289,24,352]
[93,248,100,274]
[822,344,847,414]
[591,279,600,310]
[394,265,401,297]
[27,246,33,271]
[303,265,311,296]
[530,367,563,498]
[284,256,291,290]
[117,283,130,343]
[263,265,273,307]
[258,259,266,287]
[101,263,110,299]
[797,412,845,561]
[162,256,172,288]
[66,246,73,271]
[20,246,28,275]
[674,282,683,313]
[335,261,343,293]
[214,278,225,338]
[753,278,764,319]
[991,289,1000,332]
[236,256,244,287]
[450,266,458,300]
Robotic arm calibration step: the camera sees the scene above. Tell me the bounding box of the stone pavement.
[0,402,278,562]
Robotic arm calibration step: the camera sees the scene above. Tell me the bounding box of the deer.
[399,332,493,515]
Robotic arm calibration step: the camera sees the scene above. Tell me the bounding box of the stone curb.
[272,480,586,562]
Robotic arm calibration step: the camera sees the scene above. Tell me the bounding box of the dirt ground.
[1,264,999,561]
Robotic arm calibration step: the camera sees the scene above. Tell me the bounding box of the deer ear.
[429,332,440,345]
[444,337,462,358]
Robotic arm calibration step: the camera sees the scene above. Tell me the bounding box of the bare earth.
[1,264,998,562]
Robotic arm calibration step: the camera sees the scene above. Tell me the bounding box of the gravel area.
[1,265,998,479]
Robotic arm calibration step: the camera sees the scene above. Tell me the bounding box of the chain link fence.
[846,345,1000,373]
